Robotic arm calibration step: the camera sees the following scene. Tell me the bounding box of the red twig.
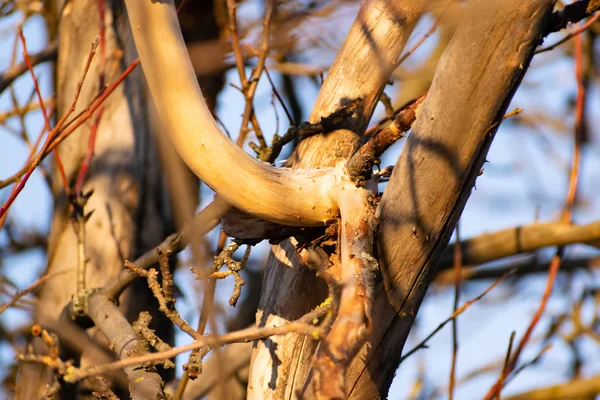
[74,0,107,196]
[483,23,586,400]
[482,254,562,400]
[0,38,100,222]
[18,29,70,195]
[564,29,584,222]
[74,107,104,195]
[48,59,140,153]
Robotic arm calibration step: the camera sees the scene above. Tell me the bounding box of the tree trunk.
[15,0,175,397]
[247,1,424,398]
[348,0,556,397]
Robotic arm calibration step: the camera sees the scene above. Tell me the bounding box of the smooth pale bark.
[15,0,174,397]
[504,374,600,400]
[124,0,340,227]
[343,0,556,397]
[248,1,424,398]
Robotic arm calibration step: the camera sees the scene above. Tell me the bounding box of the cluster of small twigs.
[192,240,251,307]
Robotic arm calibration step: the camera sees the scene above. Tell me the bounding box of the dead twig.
[0,40,57,95]
[401,268,517,363]
[346,93,425,185]
[0,269,73,315]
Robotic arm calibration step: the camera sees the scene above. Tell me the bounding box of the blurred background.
[1,0,599,398]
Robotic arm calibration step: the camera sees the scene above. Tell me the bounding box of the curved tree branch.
[123,0,339,227]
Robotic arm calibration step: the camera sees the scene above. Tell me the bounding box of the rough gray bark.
[345,0,556,397]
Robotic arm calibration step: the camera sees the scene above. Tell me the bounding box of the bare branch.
[123,0,340,227]
[0,41,57,95]
[439,219,600,269]
[85,293,166,399]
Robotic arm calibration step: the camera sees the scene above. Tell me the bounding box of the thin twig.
[61,320,322,381]
[17,28,70,196]
[397,0,450,66]
[401,268,516,363]
[449,222,462,400]
[264,66,294,125]
[0,37,99,222]
[0,269,73,315]
[498,331,516,400]
[0,51,134,191]
[483,27,587,399]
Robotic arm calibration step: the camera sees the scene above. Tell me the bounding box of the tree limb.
[123,0,339,227]
[86,293,166,399]
[346,0,556,397]
[438,219,600,269]
[247,0,424,397]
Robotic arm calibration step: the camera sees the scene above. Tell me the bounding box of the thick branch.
[439,219,600,269]
[345,0,556,397]
[247,0,424,397]
[87,293,166,399]
[123,0,338,227]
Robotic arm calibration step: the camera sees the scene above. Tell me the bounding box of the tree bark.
[247,1,424,398]
[345,0,556,397]
[15,0,175,397]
